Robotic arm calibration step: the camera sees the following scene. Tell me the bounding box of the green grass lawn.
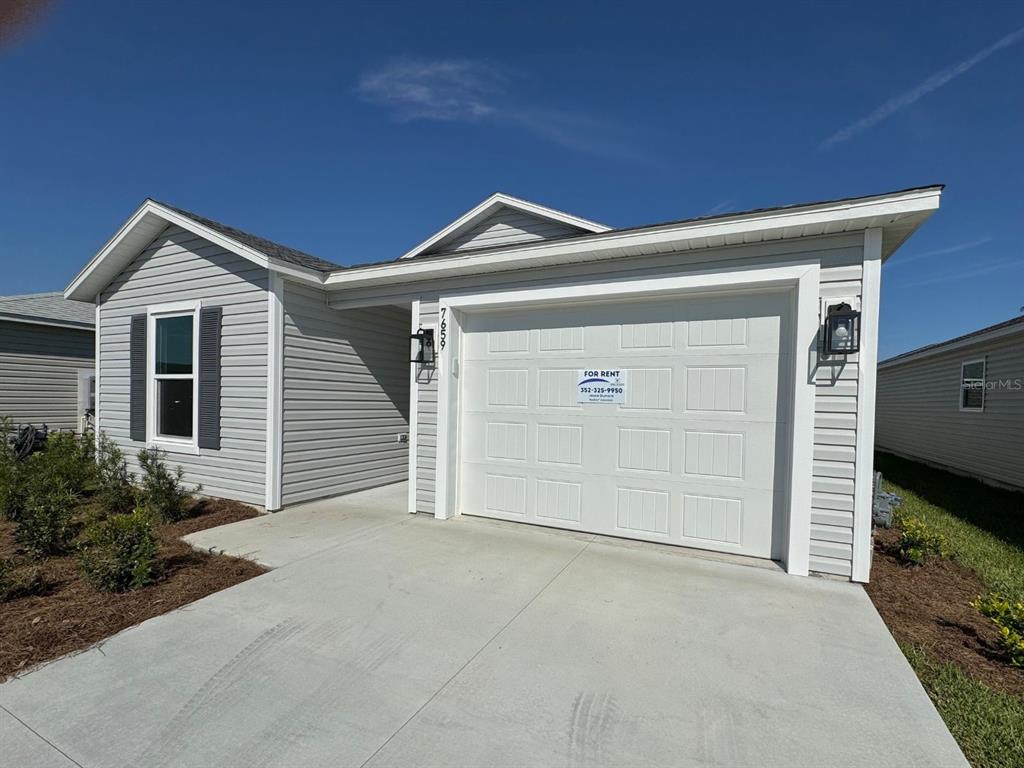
[876,452,1024,768]
[901,644,1024,768]
[876,452,1024,602]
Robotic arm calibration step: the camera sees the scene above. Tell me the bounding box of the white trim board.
[265,274,285,511]
[328,187,941,291]
[407,299,420,514]
[145,300,202,456]
[433,261,820,576]
[851,228,882,583]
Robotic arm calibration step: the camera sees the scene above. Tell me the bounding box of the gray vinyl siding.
[97,225,268,506]
[808,258,863,577]
[426,207,582,255]
[399,235,866,576]
[0,320,94,431]
[876,332,1024,489]
[281,282,410,505]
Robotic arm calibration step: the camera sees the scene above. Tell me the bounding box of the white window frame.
[959,357,986,412]
[147,300,201,454]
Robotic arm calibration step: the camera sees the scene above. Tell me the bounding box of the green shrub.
[137,448,196,522]
[895,513,949,565]
[94,433,137,515]
[20,431,95,505]
[973,593,1024,668]
[0,559,45,601]
[15,482,78,558]
[78,510,159,592]
[0,416,26,521]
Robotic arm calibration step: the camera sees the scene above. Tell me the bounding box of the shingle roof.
[880,315,1024,366]
[154,200,343,273]
[0,292,95,328]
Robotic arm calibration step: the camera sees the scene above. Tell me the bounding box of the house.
[63,186,944,581]
[0,292,95,432]
[876,316,1024,490]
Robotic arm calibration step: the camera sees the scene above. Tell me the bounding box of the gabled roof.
[154,201,342,273]
[398,192,610,260]
[879,315,1024,369]
[0,292,95,330]
[65,199,341,302]
[323,185,944,293]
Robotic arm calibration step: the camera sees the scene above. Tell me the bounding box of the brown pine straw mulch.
[0,499,266,681]
[866,527,1024,697]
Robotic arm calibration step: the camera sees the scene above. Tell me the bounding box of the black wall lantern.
[824,302,861,356]
[410,327,435,365]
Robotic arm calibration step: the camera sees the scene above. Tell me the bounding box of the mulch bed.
[866,527,1024,697]
[0,499,265,681]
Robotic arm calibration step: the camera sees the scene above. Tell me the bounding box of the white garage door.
[458,291,791,558]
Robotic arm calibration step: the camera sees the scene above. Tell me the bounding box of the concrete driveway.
[1,484,966,768]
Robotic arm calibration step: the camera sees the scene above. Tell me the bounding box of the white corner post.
[433,301,460,519]
[783,264,821,577]
[851,228,883,582]
[265,273,285,511]
[94,294,102,450]
[407,300,421,514]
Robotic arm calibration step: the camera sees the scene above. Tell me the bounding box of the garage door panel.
[458,292,789,558]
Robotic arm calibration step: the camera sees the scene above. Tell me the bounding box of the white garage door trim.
[434,260,820,576]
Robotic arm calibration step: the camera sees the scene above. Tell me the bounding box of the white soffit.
[326,186,943,291]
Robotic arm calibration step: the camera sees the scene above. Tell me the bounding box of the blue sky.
[0,0,1021,359]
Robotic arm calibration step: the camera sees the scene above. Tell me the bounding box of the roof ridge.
[881,315,1024,365]
[150,199,343,273]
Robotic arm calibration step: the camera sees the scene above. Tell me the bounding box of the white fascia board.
[878,322,1024,370]
[65,200,325,302]
[331,187,942,289]
[398,192,610,260]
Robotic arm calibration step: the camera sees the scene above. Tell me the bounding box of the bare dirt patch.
[867,527,1024,697]
[0,499,265,681]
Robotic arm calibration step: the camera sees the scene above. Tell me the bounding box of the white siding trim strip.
[94,296,101,450]
[851,229,882,582]
[408,299,420,514]
[266,274,285,511]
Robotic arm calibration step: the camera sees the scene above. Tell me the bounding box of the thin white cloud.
[820,26,1024,150]
[904,256,1023,287]
[886,236,993,268]
[705,200,736,216]
[356,58,503,122]
[356,57,650,162]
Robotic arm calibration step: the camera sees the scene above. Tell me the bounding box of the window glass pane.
[156,316,193,374]
[962,361,985,380]
[962,386,984,409]
[158,379,193,437]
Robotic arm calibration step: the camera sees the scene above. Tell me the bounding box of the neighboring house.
[64,186,943,581]
[876,316,1024,490]
[0,292,96,432]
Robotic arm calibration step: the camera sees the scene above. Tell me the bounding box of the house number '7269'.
[439,307,448,350]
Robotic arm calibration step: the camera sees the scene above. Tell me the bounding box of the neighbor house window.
[148,304,199,449]
[960,358,986,412]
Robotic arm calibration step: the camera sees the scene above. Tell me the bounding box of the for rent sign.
[577,369,626,404]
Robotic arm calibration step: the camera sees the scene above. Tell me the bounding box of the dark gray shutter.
[129,315,147,441]
[197,306,222,450]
